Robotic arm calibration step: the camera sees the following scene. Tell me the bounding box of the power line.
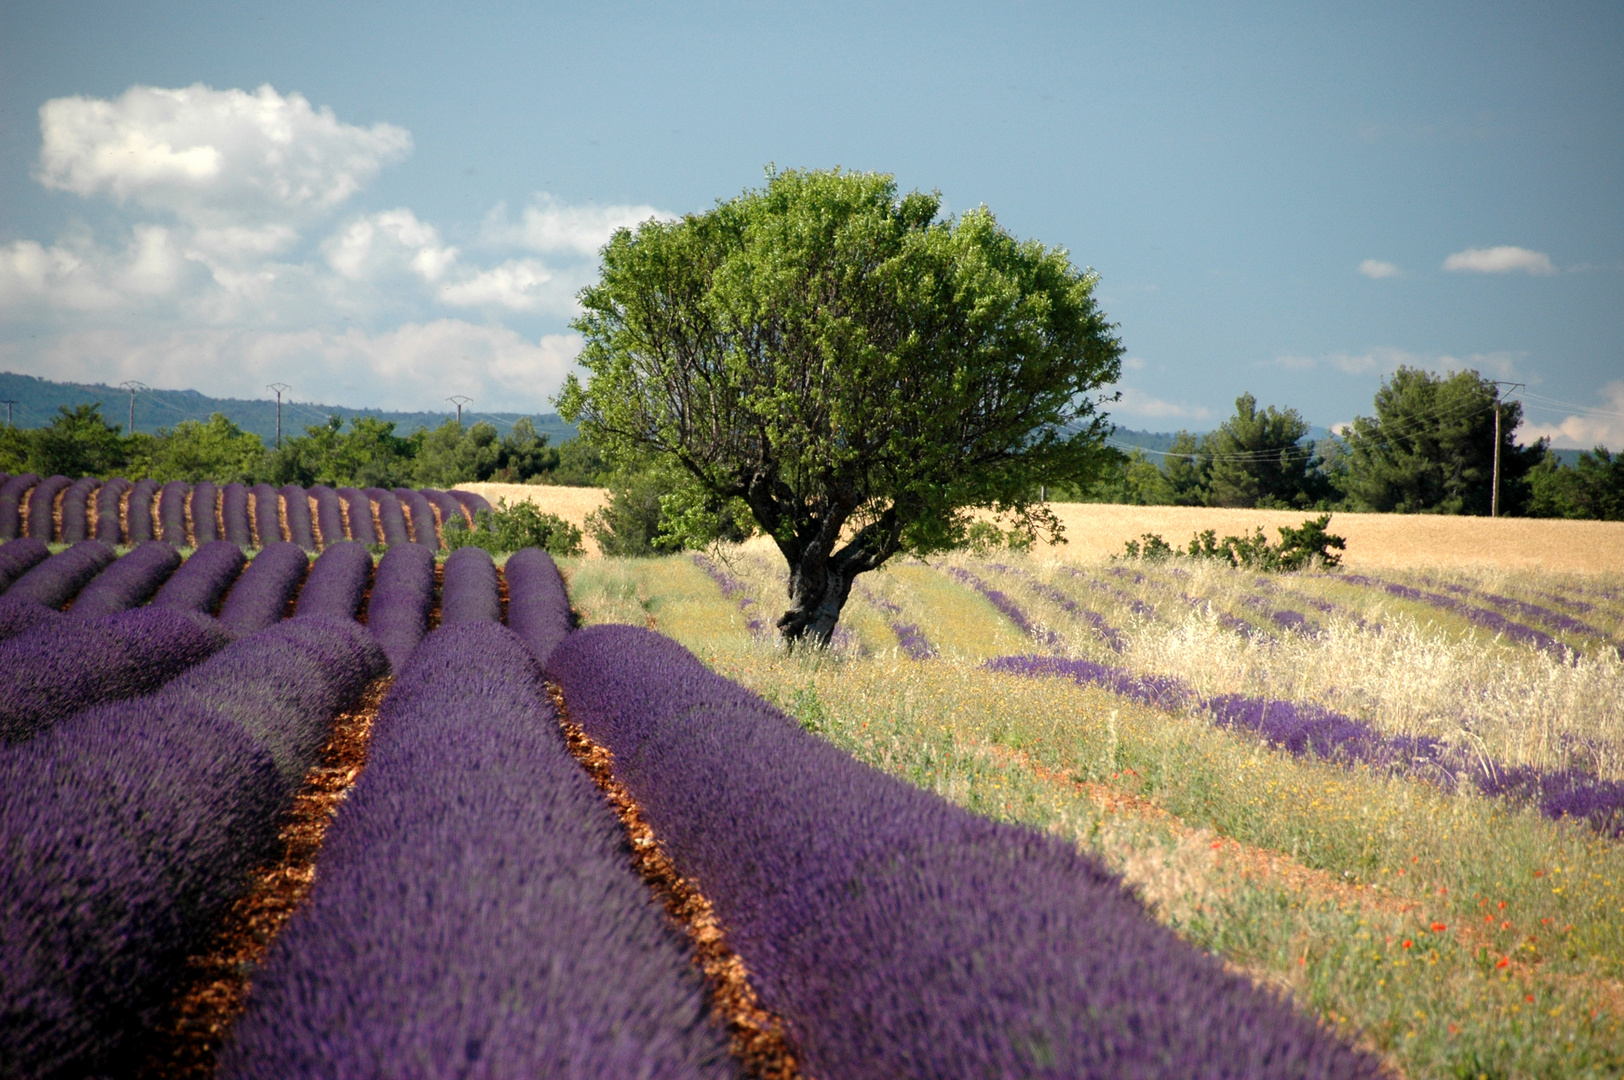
[447,395,472,427]
[119,380,147,434]
[266,383,291,449]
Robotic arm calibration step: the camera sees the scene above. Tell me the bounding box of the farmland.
[2,468,1622,1078]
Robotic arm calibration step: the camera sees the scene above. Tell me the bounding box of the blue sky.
[2,1,1620,446]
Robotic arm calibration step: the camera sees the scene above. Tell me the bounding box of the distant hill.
[1107,424,1339,461]
[0,372,576,445]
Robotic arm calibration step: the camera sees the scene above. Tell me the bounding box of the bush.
[1120,514,1345,571]
[443,498,583,557]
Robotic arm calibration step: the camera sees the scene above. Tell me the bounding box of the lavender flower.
[8,540,117,610]
[24,476,72,543]
[221,482,253,546]
[0,536,49,592]
[309,485,345,548]
[504,546,573,665]
[337,487,378,545]
[0,474,40,541]
[393,487,437,547]
[217,623,737,1080]
[448,488,493,520]
[157,481,189,545]
[217,543,310,637]
[67,541,182,619]
[366,487,410,546]
[126,479,160,543]
[0,608,232,744]
[280,484,317,551]
[292,541,372,621]
[250,483,282,546]
[58,478,101,543]
[944,566,1062,646]
[191,481,219,544]
[420,488,468,540]
[0,597,60,643]
[93,479,131,545]
[891,622,937,659]
[1343,574,1578,660]
[150,540,247,616]
[364,542,435,669]
[546,625,1383,1080]
[440,545,501,625]
[692,553,766,634]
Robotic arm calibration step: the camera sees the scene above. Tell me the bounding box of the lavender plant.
[692,553,765,634]
[0,536,49,592]
[150,540,247,616]
[309,485,344,548]
[217,623,739,1080]
[279,484,317,551]
[1342,573,1578,660]
[337,487,377,545]
[250,483,281,546]
[393,487,438,547]
[126,478,160,543]
[191,482,219,544]
[504,546,572,665]
[59,478,100,543]
[421,488,468,535]
[221,483,253,547]
[217,543,309,637]
[292,541,372,622]
[8,540,117,610]
[0,473,40,540]
[24,476,72,543]
[67,541,182,619]
[440,545,500,625]
[94,478,131,545]
[449,488,493,519]
[364,542,435,669]
[546,624,1384,1080]
[944,565,1062,646]
[0,608,233,744]
[366,487,410,546]
[157,481,189,545]
[0,597,60,642]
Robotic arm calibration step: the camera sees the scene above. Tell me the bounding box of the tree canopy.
[558,167,1124,644]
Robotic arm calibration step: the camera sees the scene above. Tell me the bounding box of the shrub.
[1121,514,1345,571]
[443,497,583,556]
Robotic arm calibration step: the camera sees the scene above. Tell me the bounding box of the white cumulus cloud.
[1443,245,1556,275]
[1517,381,1624,451]
[1358,259,1400,279]
[1113,386,1210,421]
[482,193,670,256]
[37,83,411,226]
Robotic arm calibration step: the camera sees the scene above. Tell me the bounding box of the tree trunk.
[776,543,855,648]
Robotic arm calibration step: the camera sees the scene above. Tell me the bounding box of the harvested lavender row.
[221,482,253,546]
[367,487,409,546]
[59,477,100,543]
[337,487,376,545]
[692,553,765,633]
[250,482,281,546]
[293,541,372,621]
[94,478,131,544]
[68,541,183,619]
[986,655,1624,838]
[856,582,935,657]
[280,484,317,551]
[393,486,437,546]
[127,478,160,542]
[0,617,383,1078]
[943,565,1062,646]
[504,546,572,665]
[191,481,219,544]
[547,625,1383,1080]
[158,481,189,545]
[1421,577,1620,655]
[439,545,500,625]
[8,540,117,610]
[25,475,72,542]
[0,473,40,540]
[988,565,1128,652]
[1068,566,1158,618]
[150,540,247,616]
[218,623,737,1080]
[1343,573,1579,660]
[310,485,344,548]
[218,543,310,637]
[0,536,49,592]
[448,487,492,519]
[364,543,434,670]
[0,608,233,744]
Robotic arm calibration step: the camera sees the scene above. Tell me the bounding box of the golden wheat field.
[457,484,1624,574]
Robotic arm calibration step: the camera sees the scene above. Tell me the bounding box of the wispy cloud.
[1443,245,1556,275]
[1273,347,1524,380]
[1113,386,1210,421]
[1357,259,1399,279]
[1517,381,1624,451]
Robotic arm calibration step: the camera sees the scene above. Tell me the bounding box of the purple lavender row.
[68,541,182,619]
[987,564,1130,652]
[0,536,49,592]
[218,543,309,637]
[192,481,219,544]
[440,545,500,625]
[221,482,253,545]
[93,478,130,544]
[504,546,572,666]
[251,482,281,545]
[0,608,232,745]
[943,565,1064,647]
[393,486,437,546]
[293,541,372,622]
[280,484,317,551]
[338,487,376,545]
[366,486,410,546]
[310,485,344,549]
[449,488,492,520]
[0,473,40,540]
[9,540,117,611]
[986,655,1624,838]
[150,540,247,616]
[1065,566,1158,618]
[855,581,936,657]
[156,481,187,544]
[1342,573,1580,660]
[0,617,384,1078]
[22,475,71,543]
[547,625,1381,1079]
[127,478,159,542]
[421,488,467,536]
[364,543,435,669]
[1420,577,1620,655]
[219,622,737,1080]
[59,478,100,543]
[692,553,766,634]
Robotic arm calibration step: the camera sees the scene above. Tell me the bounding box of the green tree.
[134,413,266,483]
[494,418,561,481]
[1203,392,1326,508]
[560,167,1123,645]
[1082,448,1176,504]
[543,437,606,486]
[269,415,417,489]
[412,419,503,487]
[26,403,128,479]
[1526,447,1624,520]
[1161,431,1209,505]
[1338,367,1542,515]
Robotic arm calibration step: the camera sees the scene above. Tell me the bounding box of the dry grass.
[1037,504,1624,575]
[453,483,610,555]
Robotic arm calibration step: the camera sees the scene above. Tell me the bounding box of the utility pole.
[1489,381,1524,518]
[267,383,291,449]
[119,380,147,434]
[0,400,15,428]
[447,395,472,428]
